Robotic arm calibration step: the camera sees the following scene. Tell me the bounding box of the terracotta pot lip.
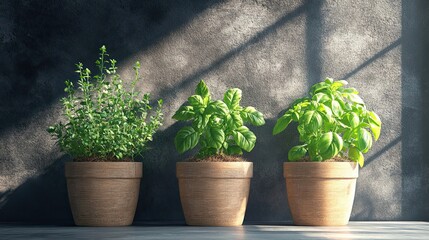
[65,161,143,178]
[66,161,142,165]
[283,161,357,165]
[177,162,252,165]
[176,161,253,178]
[283,161,358,179]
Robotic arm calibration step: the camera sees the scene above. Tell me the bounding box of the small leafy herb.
[173,80,265,158]
[273,78,381,167]
[48,46,163,160]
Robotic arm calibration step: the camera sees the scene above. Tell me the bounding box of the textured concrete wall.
[0,0,427,223]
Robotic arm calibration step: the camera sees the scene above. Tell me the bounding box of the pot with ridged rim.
[283,162,358,226]
[65,162,142,226]
[176,162,253,226]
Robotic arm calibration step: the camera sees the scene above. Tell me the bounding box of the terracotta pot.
[65,162,142,226]
[176,162,253,226]
[283,162,358,226]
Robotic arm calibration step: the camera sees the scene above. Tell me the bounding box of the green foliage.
[48,46,164,160]
[273,78,382,167]
[173,80,265,158]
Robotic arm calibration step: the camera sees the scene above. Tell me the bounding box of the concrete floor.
[0,222,428,240]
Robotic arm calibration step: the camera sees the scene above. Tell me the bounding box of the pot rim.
[176,162,253,179]
[65,161,142,179]
[283,161,358,179]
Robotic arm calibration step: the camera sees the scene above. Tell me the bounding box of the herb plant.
[173,80,265,158]
[273,78,381,167]
[48,46,163,161]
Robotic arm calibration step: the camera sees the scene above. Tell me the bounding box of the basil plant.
[273,78,381,167]
[173,80,265,158]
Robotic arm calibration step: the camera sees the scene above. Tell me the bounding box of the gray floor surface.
[0,222,428,240]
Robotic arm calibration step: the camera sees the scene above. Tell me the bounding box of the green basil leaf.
[340,87,359,94]
[347,112,360,128]
[301,110,322,132]
[356,128,372,153]
[317,132,333,153]
[368,111,381,126]
[324,78,334,84]
[288,145,307,161]
[226,145,243,155]
[174,126,200,154]
[241,107,265,126]
[230,112,244,128]
[349,146,364,167]
[193,115,209,130]
[369,123,381,141]
[368,111,382,140]
[331,80,348,91]
[273,113,292,135]
[310,82,330,95]
[333,132,343,150]
[232,126,256,152]
[223,88,242,110]
[188,95,205,108]
[312,92,330,103]
[172,106,194,120]
[318,132,343,160]
[205,100,229,115]
[343,92,365,105]
[206,127,225,149]
[195,80,210,101]
[331,100,343,116]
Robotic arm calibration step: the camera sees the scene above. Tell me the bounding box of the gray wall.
[0,0,428,223]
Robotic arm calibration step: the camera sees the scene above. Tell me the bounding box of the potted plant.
[273,78,381,226]
[173,80,265,226]
[48,46,163,226]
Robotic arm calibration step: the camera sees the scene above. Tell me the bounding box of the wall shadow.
[135,122,186,222]
[364,136,401,166]
[401,0,428,220]
[0,0,222,135]
[419,0,429,221]
[414,0,429,221]
[0,156,73,224]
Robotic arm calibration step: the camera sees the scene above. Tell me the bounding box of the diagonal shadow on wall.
[342,39,402,80]
[156,2,310,102]
[0,156,73,224]
[0,0,223,135]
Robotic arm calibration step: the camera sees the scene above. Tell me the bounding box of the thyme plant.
[48,46,163,161]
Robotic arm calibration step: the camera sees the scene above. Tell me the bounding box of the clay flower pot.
[283,162,358,226]
[176,162,253,226]
[65,162,142,226]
